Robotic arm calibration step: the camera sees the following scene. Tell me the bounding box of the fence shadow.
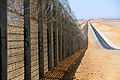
[62,49,86,80]
[63,22,88,80]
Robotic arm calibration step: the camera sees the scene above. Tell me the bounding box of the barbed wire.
[7,0,78,23]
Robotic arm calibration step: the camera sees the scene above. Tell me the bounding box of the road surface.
[89,21,119,50]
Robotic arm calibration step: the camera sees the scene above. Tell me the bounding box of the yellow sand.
[74,20,120,80]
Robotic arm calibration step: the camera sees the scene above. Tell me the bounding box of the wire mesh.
[30,0,39,79]
[7,0,24,79]
[5,0,82,79]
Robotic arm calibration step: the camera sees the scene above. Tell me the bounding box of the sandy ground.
[74,20,120,80]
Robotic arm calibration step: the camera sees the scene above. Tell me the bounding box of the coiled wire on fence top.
[0,0,83,80]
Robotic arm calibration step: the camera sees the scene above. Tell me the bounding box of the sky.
[68,0,120,19]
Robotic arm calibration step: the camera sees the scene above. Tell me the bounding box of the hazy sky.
[69,0,120,19]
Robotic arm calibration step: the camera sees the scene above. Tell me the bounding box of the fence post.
[24,0,31,79]
[50,0,54,68]
[46,0,54,70]
[64,15,66,58]
[53,0,58,66]
[65,16,69,57]
[0,0,7,80]
[58,3,62,61]
[38,0,44,78]
[62,12,65,60]
[38,0,48,78]
[68,22,70,55]
[67,17,69,57]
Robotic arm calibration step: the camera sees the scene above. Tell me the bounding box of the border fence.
[0,0,84,79]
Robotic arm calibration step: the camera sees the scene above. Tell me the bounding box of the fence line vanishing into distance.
[0,0,84,79]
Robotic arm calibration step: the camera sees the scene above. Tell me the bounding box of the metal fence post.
[38,0,44,78]
[65,16,69,57]
[24,0,31,79]
[64,14,67,58]
[53,0,58,66]
[0,0,7,80]
[50,0,54,68]
[58,3,62,61]
[46,0,54,70]
[62,13,66,60]
[38,0,48,78]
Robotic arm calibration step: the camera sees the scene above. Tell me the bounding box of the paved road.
[89,21,119,50]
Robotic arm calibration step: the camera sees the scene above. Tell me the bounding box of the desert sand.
[74,19,120,80]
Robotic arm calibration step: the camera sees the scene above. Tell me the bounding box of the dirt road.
[74,20,120,80]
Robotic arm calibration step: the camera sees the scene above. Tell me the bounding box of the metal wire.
[6,0,82,79]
